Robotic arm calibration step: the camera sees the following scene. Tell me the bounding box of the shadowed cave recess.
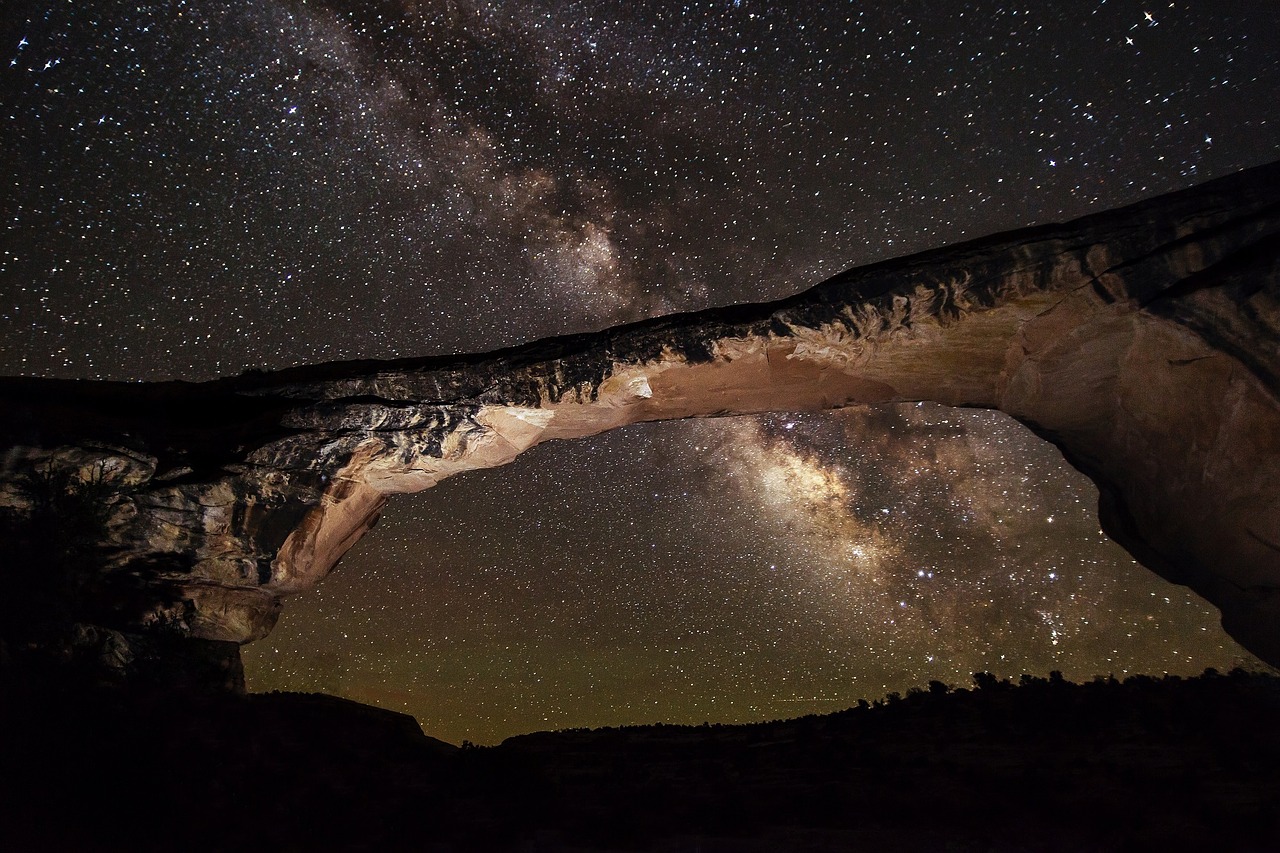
[1,160,1278,703]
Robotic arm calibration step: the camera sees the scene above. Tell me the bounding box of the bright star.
[1144,11,1154,23]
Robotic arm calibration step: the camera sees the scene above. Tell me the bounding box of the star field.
[2,1,1278,743]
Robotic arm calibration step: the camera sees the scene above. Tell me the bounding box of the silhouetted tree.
[972,672,1001,691]
[0,460,118,640]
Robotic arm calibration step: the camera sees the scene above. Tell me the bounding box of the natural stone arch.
[2,160,1278,687]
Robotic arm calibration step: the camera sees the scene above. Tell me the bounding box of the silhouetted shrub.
[972,671,1003,691]
[0,460,119,640]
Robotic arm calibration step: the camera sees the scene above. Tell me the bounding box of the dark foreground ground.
[1,670,1278,852]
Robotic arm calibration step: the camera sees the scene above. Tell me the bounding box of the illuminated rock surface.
[1,160,1278,685]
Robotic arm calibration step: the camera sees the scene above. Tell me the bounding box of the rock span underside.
[1,160,1278,688]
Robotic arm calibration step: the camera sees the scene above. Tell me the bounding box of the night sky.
[2,1,1278,744]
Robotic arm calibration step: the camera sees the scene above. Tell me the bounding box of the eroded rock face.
[2,161,1278,686]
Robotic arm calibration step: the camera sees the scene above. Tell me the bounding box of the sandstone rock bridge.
[2,161,1278,688]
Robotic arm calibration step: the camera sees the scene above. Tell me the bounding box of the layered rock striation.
[2,161,1278,685]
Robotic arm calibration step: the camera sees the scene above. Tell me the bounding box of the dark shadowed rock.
[1,160,1278,686]
[1,671,1277,851]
